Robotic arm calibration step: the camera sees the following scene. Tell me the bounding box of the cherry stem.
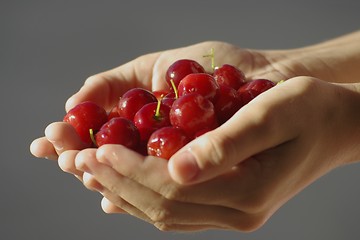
[170,79,178,99]
[277,79,285,85]
[203,48,215,71]
[154,98,162,120]
[89,128,98,147]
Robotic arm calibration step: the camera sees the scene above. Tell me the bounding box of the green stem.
[170,79,178,99]
[89,129,98,147]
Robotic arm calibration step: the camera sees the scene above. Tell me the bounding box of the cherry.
[63,101,108,145]
[170,93,218,138]
[147,126,190,160]
[238,79,275,105]
[214,84,242,124]
[165,59,206,91]
[107,104,120,121]
[134,101,171,142]
[117,88,157,120]
[95,117,140,149]
[213,64,246,90]
[152,90,169,100]
[178,73,220,103]
[161,92,176,108]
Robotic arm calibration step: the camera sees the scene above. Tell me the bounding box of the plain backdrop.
[2,0,360,239]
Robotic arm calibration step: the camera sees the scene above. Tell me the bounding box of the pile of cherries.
[64,58,276,159]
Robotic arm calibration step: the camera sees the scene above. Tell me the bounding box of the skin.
[30,31,360,232]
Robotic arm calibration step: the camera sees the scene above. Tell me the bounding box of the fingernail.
[169,150,199,184]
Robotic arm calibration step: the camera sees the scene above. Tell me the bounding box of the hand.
[30,38,342,161]
[55,76,360,232]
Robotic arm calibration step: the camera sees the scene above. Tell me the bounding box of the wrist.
[290,31,360,83]
[261,31,360,83]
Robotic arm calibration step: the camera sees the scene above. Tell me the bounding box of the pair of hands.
[30,40,360,232]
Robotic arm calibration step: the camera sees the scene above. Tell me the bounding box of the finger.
[45,122,89,156]
[101,197,126,214]
[83,172,104,192]
[65,52,161,112]
[168,80,304,184]
[100,190,225,233]
[95,145,265,213]
[30,137,58,160]
[81,147,259,230]
[58,150,83,176]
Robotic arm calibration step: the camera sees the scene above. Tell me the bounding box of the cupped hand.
[56,76,360,232]
[30,40,300,161]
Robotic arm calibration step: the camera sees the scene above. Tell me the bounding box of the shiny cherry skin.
[214,84,242,124]
[165,59,205,91]
[95,117,140,149]
[170,93,218,138]
[238,79,275,105]
[107,104,120,121]
[147,126,190,160]
[117,88,157,120]
[178,73,220,103]
[134,102,171,142]
[213,64,246,90]
[152,90,169,100]
[63,101,108,145]
[161,92,176,108]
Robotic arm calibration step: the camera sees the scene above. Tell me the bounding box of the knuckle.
[159,184,184,201]
[146,204,172,223]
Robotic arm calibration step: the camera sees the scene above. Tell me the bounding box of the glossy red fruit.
[134,102,171,142]
[147,126,190,160]
[170,93,218,138]
[161,92,176,108]
[178,73,220,103]
[214,84,242,124]
[152,90,169,100]
[213,64,246,90]
[95,117,140,149]
[117,88,157,121]
[238,79,275,105]
[63,101,108,145]
[107,104,120,121]
[165,59,205,91]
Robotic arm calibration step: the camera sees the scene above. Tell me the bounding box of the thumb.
[167,92,299,185]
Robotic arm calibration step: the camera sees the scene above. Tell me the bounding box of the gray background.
[2,0,360,239]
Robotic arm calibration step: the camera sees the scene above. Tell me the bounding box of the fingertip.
[30,137,58,160]
[65,96,77,113]
[101,197,126,214]
[168,150,200,185]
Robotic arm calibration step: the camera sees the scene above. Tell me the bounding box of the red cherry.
[238,79,275,105]
[178,73,220,103]
[117,88,157,120]
[213,64,246,90]
[170,93,218,138]
[107,104,120,121]
[152,90,169,100]
[134,101,171,142]
[165,59,205,91]
[95,117,140,149]
[63,101,108,145]
[214,84,242,124]
[161,92,176,108]
[147,126,190,160]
